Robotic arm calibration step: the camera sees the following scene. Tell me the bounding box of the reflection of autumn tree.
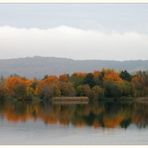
[71,105,87,127]
[103,105,132,128]
[4,103,28,122]
[83,105,91,116]
[38,104,58,124]
[103,113,125,128]
[2,101,42,122]
[132,103,148,128]
[91,103,105,116]
[93,119,101,128]
[102,102,133,128]
[25,102,42,121]
[72,104,102,127]
[58,106,72,125]
[0,100,147,129]
[75,118,86,127]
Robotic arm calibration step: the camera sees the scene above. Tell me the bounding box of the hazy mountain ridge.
[0,56,148,78]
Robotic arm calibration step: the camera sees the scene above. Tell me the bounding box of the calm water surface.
[0,100,147,144]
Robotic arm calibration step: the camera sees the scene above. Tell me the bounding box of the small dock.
[135,97,148,104]
[52,96,89,104]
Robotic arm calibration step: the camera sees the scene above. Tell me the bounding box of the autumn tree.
[93,71,101,85]
[26,78,39,100]
[0,76,5,100]
[76,84,92,97]
[120,81,132,97]
[131,71,148,97]
[36,76,61,101]
[92,85,104,100]
[5,76,31,100]
[98,71,105,86]
[103,70,122,82]
[59,81,76,96]
[59,74,69,82]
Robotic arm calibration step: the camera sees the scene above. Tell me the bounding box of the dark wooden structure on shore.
[52,96,89,104]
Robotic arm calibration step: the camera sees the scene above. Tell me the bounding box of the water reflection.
[0,99,147,129]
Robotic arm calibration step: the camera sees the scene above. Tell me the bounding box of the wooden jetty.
[135,97,148,104]
[52,96,89,104]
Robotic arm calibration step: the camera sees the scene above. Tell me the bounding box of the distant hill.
[0,56,148,78]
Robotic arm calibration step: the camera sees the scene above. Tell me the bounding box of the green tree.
[84,73,96,87]
[70,73,86,87]
[104,81,122,98]
[120,70,132,81]
[120,81,132,97]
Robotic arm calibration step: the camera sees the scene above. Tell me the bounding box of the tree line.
[0,69,148,101]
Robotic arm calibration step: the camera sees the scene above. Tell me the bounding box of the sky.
[0,4,148,60]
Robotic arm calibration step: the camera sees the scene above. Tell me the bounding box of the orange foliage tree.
[4,76,31,100]
[36,76,61,100]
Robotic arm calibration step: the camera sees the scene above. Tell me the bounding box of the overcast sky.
[0,4,148,60]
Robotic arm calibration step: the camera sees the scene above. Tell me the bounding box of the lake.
[0,100,147,145]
